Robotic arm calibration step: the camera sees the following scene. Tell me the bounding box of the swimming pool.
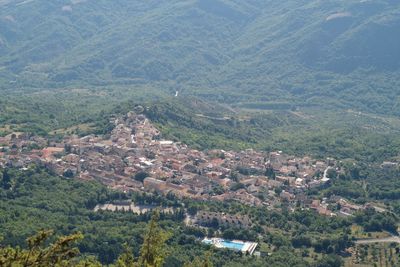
[220,240,245,251]
[202,238,258,255]
[202,238,244,251]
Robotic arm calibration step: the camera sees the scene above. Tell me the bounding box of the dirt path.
[355,235,400,244]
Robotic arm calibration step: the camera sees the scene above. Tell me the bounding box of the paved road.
[355,236,400,244]
[323,167,329,179]
[323,167,334,180]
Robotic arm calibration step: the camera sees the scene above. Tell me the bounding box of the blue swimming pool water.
[202,239,246,251]
[220,240,245,251]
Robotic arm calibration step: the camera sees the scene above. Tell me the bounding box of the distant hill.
[0,0,399,115]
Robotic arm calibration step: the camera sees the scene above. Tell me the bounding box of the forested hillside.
[0,0,399,115]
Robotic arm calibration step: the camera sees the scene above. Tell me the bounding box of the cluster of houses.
[93,200,175,214]
[0,109,377,218]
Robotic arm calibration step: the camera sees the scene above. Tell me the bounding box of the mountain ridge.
[0,0,399,115]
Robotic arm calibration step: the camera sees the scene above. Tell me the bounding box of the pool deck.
[202,238,258,255]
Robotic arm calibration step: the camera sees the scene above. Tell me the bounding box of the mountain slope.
[0,0,399,115]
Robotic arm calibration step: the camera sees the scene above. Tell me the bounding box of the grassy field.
[51,123,96,136]
[351,225,391,239]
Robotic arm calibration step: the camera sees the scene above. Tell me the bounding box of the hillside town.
[0,109,380,218]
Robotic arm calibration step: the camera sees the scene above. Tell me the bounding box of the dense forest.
[0,0,399,116]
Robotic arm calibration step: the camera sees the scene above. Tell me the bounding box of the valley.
[1,0,400,266]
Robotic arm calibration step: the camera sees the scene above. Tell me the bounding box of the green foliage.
[1,0,400,118]
[313,234,353,254]
[0,230,90,266]
[229,182,245,192]
[134,172,149,183]
[0,212,171,267]
[0,168,11,190]
[313,255,343,267]
[140,100,400,164]
[0,167,152,264]
[354,208,398,234]
[183,252,213,267]
[138,212,171,267]
[114,243,136,267]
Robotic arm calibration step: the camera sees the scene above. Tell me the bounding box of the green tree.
[314,254,343,267]
[0,214,172,267]
[0,168,11,190]
[326,168,337,179]
[134,172,149,183]
[114,243,136,267]
[183,252,213,267]
[222,229,236,240]
[138,211,170,267]
[0,230,93,266]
